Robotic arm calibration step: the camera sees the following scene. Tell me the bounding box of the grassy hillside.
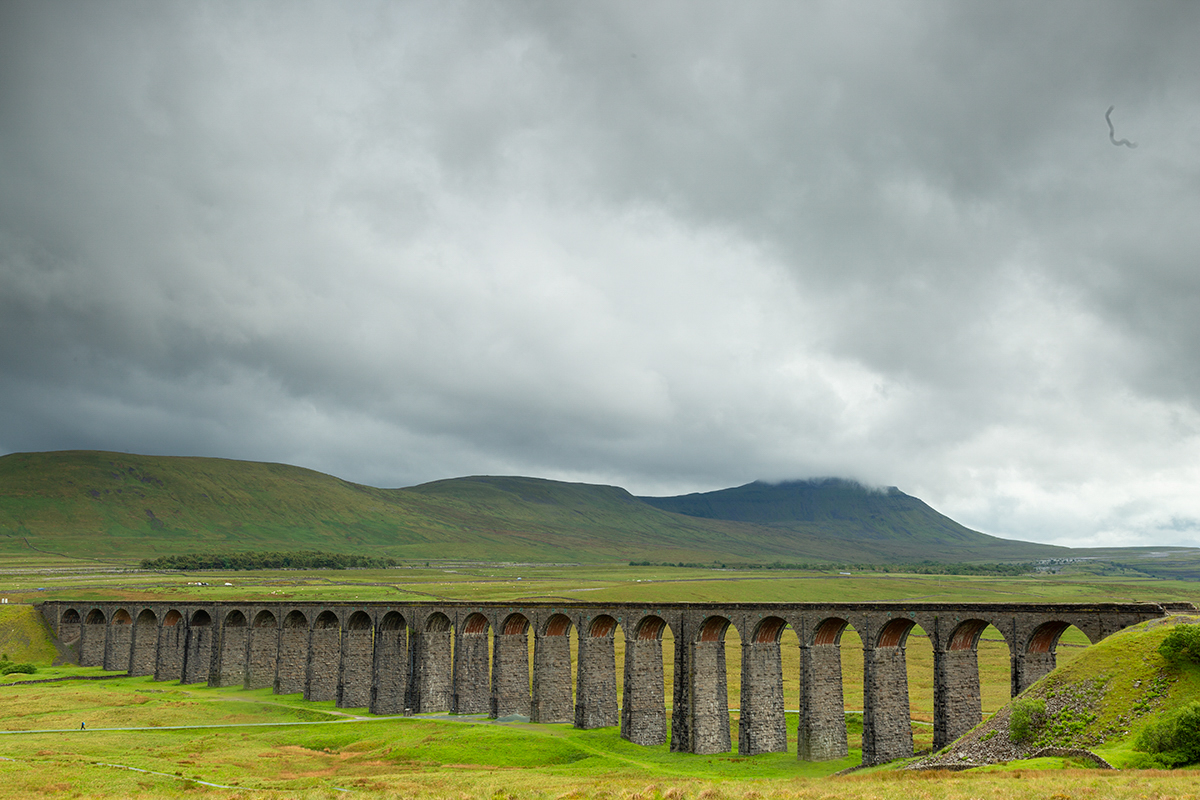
[0,450,1065,564]
[919,615,1200,770]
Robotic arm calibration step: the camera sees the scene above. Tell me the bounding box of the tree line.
[140,551,398,571]
[628,560,1034,575]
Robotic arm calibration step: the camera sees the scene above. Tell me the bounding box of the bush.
[0,662,37,675]
[1009,697,1047,743]
[1158,625,1200,666]
[1134,701,1200,767]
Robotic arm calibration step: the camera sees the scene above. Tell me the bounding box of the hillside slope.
[916,615,1200,769]
[1,450,1065,564]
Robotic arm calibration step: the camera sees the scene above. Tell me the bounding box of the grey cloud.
[3,1,1200,547]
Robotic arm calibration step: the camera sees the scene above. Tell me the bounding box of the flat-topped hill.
[1,450,1067,564]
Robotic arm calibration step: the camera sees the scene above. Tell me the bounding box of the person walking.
[80,721,85,730]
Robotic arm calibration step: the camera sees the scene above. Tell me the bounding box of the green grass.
[4,561,1200,796]
[0,605,59,665]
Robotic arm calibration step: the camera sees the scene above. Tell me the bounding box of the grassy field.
[2,558,1200,797]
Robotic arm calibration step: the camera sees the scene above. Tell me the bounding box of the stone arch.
[740,615,790,755]
[491,612,532,718]
[587,614,617,637]
[112,608,132,625]
[337,611,373,708]
[1014,619,1088,694]
[543,613,573,636]
[631,615,665,639]
[190,609,212,627]
[425,612,452,632]
[875,617,915,648]
[697,614,731,642]
[463,612,490,634]
[372,611,409,715]
[225,610,247,627]
[129,609,158,676]
[501,612,529,635]
[622,614,670,746]
[253,609,277,628]
[61,608,81,625]
[163,609,183,627]
[751,616,788,643]
[314,610,339,629]
[85,608,106,625]
[276,610,309,695]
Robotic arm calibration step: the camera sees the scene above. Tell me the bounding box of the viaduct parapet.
[40,600,1185,765]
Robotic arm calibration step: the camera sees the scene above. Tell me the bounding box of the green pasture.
[2,557,1200,797]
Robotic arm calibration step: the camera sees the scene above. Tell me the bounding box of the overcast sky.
[3,2,1200,549]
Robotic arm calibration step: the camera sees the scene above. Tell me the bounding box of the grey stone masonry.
[275,611,308,695]
[337,611,373,709]
[370,612,407,715]
[861,618,915,766]
[933,618,988,750]
[81,610,107,667]
[531,620,573,724]
[491,615,531,719]
[305,611,340,702]
[621,637,667,746]
[104,611,133,672]
[687,636,732,755]
[413,621,453,713]
[155,611,185,681]
[452,624,490,714]
[129,611,158,677]
[798,641,847,761]
[40,599,1182,766]
[739,639,787,755]
[575,617,618,728]
[182,611,214,684]
[209,611,247,687]
[246,611,279,690]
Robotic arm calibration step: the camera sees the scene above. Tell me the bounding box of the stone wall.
[452,631,489,714]
[305,613,340,702]
[337,613,373,709]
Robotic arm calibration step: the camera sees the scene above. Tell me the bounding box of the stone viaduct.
[39,600,1186,765]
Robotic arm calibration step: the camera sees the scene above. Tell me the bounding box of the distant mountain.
[639,478,1002,546]
[0,450,1068,564]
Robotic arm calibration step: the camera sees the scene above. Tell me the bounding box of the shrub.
[0,662,37,675]
[1009,697,1047,743]
[1158,625,1200,666]
[1134,700,1200,767]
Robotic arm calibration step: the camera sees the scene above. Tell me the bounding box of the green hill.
[918,615,1200,770]
[1,450,1067,564]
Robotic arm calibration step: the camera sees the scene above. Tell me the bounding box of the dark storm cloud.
[3,1,1200,547]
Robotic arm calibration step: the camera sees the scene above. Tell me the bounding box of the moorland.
[2,450,1200,797]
